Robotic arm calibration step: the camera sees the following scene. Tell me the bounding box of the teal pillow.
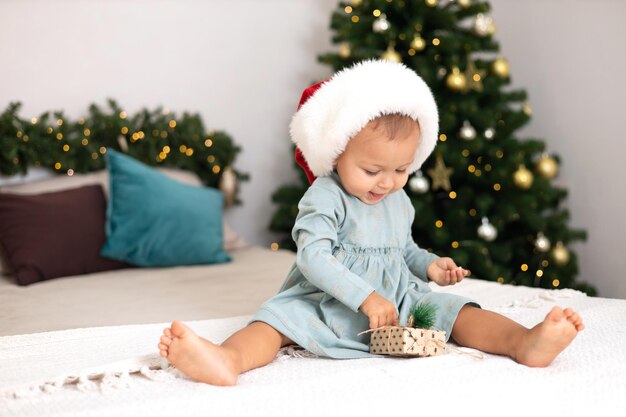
[101,149,231,267]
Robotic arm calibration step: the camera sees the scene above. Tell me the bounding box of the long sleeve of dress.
[403,195,439,282]
[292,184,375,313]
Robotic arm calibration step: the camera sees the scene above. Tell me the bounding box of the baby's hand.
[359,291,399,329]
[427,257,468,286]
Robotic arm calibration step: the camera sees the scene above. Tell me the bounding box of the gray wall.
[1,0,624,298]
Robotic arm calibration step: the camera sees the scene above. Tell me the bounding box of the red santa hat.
[290,60,439,184]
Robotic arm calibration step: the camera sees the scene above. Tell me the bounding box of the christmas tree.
[270,0,594,295]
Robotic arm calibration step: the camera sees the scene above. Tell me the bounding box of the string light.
[56,133,63,140]
[169,120,177,128]
[493,183,501,191]
[119,111,127,119]
[205,139,213,148]
[31,118,38,124]
[47,127,53,134]
[552,279,560,287]
[351,15,359,23]
[63,145,70,152]
[497,277,505,283]
[56,119,63,126]
[344,6,352,13]
[373,9,381,16]
[207,155,216,163]
[67,169,74,176]
[451,241,459,248]
[449,191,457,199]
[179,145,187,153]
[99,147,106,154]
[185,148,194,156]
[435,220,443,228]
[271,242,279,251]
[520,264,528,272]
[82,139,89,146]
[54,162,61,170]
[439,134,447,142]
[121,127,129,134]
[212,165,221,174]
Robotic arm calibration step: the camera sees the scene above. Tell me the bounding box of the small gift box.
[369,326,446,357]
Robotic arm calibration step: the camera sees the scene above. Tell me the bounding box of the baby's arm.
[294,184,375,313]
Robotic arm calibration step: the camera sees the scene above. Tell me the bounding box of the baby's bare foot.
[157,320,239,386]
[516,306,584,367]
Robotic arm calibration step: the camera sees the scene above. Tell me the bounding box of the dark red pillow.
[0,185,130,285]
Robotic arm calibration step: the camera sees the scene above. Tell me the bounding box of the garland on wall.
[0,100,247,202]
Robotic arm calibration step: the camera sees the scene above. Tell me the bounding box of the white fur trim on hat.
[290,60,439,177]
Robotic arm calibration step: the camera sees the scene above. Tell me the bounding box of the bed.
[1,168,625,417]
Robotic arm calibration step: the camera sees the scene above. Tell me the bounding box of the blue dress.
[253,173,479,358]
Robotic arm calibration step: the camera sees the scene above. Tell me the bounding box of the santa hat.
[290,60,439,184]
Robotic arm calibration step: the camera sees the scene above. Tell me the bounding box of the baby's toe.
[160,335,172,346]
[159,349,168,357]
[164,328,173,338]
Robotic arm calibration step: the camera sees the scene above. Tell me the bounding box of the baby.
[158,60,584,386]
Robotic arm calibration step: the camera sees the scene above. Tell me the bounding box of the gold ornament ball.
[552,242,570,266]
[338,43,351,59]
[536,154,559,179]
[425,0,438,7]
[381,45,402,63]
[411,35,426,51]
[457,0,471,7]
[351,0,362,6]
[446,67,467,92]
[492,57,510,78]
[522,102,533,116]
[513,165,534,189]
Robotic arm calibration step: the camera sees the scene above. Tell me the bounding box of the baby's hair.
[369,113,420,141]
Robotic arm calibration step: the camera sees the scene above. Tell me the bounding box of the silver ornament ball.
[409,172,429,194]
[478,217,497,242]
[459,121,477,140]
[535,232,551,252]
[373,15,390,33]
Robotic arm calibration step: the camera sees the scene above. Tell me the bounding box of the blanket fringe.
[499,288,585,309]
[2,361,183,399]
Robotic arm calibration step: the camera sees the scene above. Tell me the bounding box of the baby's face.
[335,119,420,205]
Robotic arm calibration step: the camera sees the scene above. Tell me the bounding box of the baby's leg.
[158,321,292,386]
[451,305,584,367]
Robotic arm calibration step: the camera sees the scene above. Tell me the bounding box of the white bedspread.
[1,279,625,417]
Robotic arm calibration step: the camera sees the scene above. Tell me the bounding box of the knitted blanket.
[1,280,625,417]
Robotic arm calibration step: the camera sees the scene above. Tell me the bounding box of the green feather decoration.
[407,302,438,329]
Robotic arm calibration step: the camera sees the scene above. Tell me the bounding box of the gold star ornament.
[427,154,454,191]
